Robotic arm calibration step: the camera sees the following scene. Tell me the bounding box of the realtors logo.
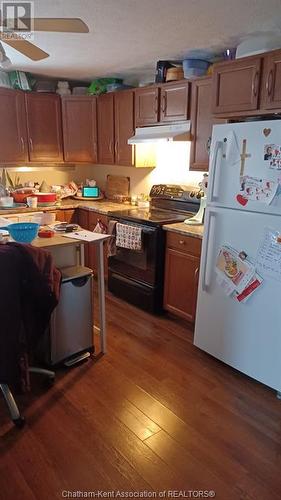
[0,1,34,39]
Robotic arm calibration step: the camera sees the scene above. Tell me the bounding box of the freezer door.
[194,206,281,391]
[208,120,281,215]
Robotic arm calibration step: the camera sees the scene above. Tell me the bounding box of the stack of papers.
[216,245,263,303]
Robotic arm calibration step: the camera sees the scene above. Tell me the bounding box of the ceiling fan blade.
[1,38,49,60]
[32,18,89,33]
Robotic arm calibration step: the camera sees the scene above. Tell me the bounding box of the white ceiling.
[3,0,281,83]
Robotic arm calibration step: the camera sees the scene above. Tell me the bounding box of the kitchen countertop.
[163,222,204,239]
[0,199,135,216]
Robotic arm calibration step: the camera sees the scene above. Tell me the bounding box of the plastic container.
[183,59,210,78]
[0,196,13,207]
[0,69,11,88]
[106,83,133,92]
[236,35,281,59]
[72,86,88,95]
[3,222,39,243]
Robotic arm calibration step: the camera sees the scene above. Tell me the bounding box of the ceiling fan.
[0,17,89,62]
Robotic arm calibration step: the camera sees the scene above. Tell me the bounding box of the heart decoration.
[263,128,271,137]
[236,194,248,206]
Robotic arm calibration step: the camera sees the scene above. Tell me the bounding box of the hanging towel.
[116,223,142,251]
[107,220,117,256]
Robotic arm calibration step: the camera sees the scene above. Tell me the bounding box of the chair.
[0,367,55,428]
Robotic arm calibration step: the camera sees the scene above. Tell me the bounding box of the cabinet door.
[164,247,200,322]
[261,49,281,110]
[62,96,97,162]
[190,77,223,171]
[0,88,28,163]
[97,93,115,164]
[212,56,261,114]
[160,82,189,122]
[114,90,135,166]
[25,93,63,162]
[135,87,159,126]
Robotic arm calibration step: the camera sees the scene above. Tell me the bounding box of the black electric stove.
[107,208,191,225]
[108,184,201,314]
[108,184,201,226]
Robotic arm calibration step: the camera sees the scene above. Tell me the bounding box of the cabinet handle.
[109,140,113,155]
[161,94,167,113]
[20,137,25,153]
[179,239,185,245]
[93,141,97,158]
[115,140,118,155]
[206,136,212,155]
[266,69,274,96]
[29,137,33,151]
[252,71,259,97]
[154,95,158,114]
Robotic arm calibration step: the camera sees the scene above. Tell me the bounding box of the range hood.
[128,121,191,144]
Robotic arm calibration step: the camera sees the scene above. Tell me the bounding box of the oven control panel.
[149,184,202,200]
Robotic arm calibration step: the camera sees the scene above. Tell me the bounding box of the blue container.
[183,59,210,78]
[4,222,39,243]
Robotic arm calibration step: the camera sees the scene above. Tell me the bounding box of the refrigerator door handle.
[209,140,223,202]
[202,210,216,292]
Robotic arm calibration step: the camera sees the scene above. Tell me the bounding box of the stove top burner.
[108,208,193,225]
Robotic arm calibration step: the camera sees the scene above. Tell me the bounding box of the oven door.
[108,219,163,286]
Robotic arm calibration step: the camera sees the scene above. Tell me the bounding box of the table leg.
[96,241,106,354]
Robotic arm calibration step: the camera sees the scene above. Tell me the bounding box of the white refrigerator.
[194,120,281,393]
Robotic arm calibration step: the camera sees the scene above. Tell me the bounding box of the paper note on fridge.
[232,273,263,303]
[256,228,281,282]
[216,245,255,294]
[225,130,240,165]
[239,176,278,205]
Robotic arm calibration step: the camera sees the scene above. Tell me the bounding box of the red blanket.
[0,243,61,391]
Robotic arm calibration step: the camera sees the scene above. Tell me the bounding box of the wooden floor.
[1,292,281,500]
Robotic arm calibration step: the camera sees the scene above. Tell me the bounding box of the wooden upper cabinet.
[114,90,135,166]
[25,93,63,162]
[261,49,281,110]
[160,82,190,122]
[0,88,28,163]
[190,77,215,171]
[135,86,159,126]
[62,96,97,163]
[212,56,262,114]
[97,93,115,164]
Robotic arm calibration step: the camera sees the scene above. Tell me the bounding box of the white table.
[32,232,110,354]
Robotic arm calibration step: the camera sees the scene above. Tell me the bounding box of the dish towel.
[116,223,142,251]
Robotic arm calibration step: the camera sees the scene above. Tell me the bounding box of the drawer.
[166,231,201,256]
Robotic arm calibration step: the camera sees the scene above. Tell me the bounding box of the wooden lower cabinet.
[55,209,77,223]
[78,208,108,277]
[164,232,201,322]
[88,212,109,278]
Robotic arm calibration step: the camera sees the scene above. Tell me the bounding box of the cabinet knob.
[179,239,185,245]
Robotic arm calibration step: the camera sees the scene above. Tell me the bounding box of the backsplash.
[89,143,205,195]
[10,143,205,194]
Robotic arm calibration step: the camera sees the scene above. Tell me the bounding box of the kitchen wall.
[13,142,205,194]
[85,142,204,195]
[11,166,88,188]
